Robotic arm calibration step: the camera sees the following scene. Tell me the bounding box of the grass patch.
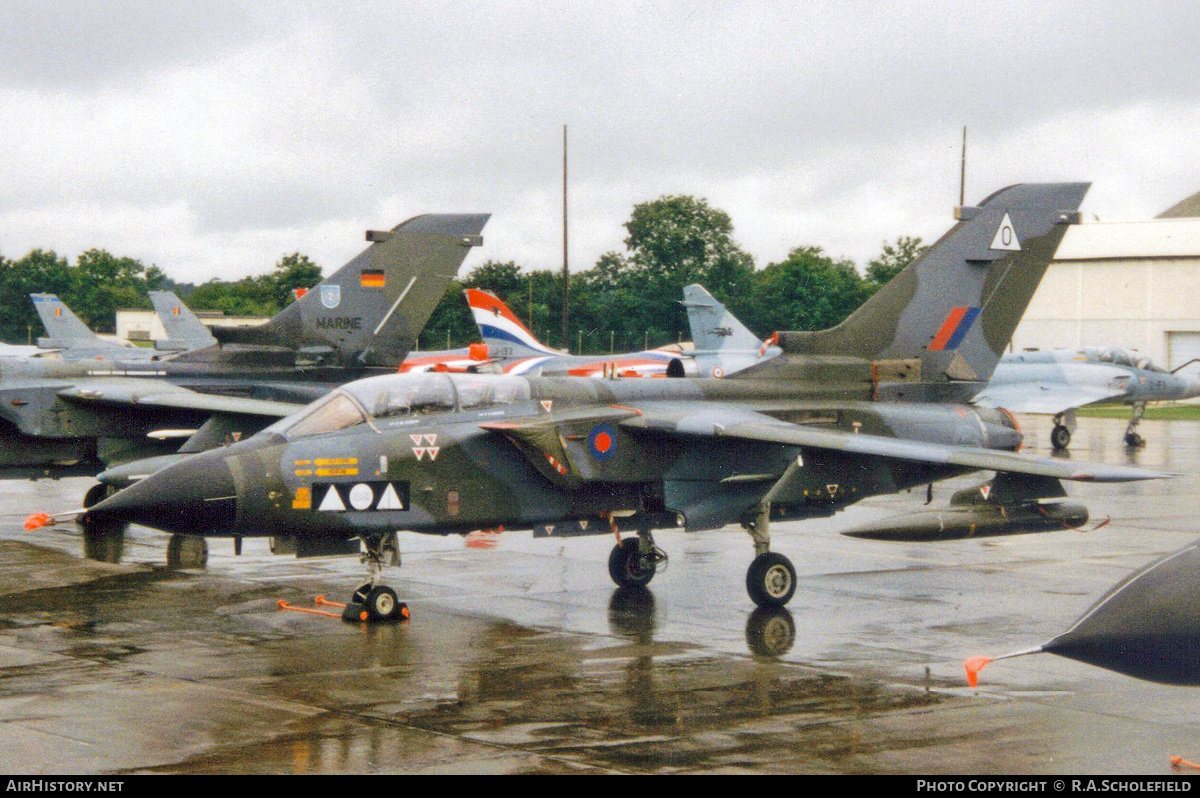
[1073,403,1200,420]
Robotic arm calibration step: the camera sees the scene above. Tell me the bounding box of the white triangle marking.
[318,485,346,511]
[423,434,437,446]
[376,483,404,510]
[990,212,1021,251]
[414,447,426,460]
[427,446,440,461]
[410,434,423,445]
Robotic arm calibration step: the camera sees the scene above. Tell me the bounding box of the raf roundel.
[587,424,617,461]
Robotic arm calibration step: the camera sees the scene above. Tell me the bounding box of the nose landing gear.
[343,532,409,622]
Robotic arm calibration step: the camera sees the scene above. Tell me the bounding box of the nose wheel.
[342,533,409,622]
[344,582,409,622]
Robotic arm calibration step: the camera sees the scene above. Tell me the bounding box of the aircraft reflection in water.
[967,539,1200,686]
[57,183,1177,625]
[974,347,1200,449]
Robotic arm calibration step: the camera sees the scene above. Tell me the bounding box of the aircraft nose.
[86,451,237,537]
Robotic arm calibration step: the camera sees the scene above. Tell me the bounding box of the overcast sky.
[1,1,1198,283]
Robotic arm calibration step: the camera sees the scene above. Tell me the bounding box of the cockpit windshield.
[345,373,531,422]
[276,392,369,439]
[268,373,533,440]
[1095,348,1165,372]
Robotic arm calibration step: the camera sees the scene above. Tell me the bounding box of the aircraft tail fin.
[465,288,558,357]
[31,293,120,350]
[149,291,217,351]
[681,284,764,353]
[205,213,489,366]
[762,183,1088,387]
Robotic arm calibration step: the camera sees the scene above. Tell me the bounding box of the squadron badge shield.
[320,284,341,309]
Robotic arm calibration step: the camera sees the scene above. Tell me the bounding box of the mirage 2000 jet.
[56,183,1170,622]
[973,346,1200,448]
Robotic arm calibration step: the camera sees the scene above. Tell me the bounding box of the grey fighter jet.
[149,290,217,352]
[973,347,1200,448]
[70,183,1170,619]
[31,293,158,360]
[0,214,488,501]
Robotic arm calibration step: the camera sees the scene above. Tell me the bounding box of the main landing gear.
[1124,401,1146,447]
[608,524,668,587]
[605,505,798,608]
[743,502,796,607]
[343,532,409,622]
[1051,410,1076,451]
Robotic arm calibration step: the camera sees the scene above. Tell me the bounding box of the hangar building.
[1010,191,1200,371]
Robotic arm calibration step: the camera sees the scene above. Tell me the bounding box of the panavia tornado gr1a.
[0,214,488,500]
[65,183,1169,620]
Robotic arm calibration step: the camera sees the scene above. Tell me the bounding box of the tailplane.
[149,291,217,351]
[681,284,765,353]
[31,294,123,352]
[753,183,1088,389]
[200,214,489,367]
[465,288,558,358]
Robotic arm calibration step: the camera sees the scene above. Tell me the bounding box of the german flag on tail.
[360,270,386,288]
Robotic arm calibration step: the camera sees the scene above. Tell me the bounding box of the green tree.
[611,196,756,343]
[0,250,73,342]
[69,249,154,332]
[266,253,323,308]
[866,236,926,289]
[749,246,869,333]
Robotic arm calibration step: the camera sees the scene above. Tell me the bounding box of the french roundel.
[587,424,617,461]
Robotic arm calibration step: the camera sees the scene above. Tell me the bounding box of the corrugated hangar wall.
[1010,217,1200,371]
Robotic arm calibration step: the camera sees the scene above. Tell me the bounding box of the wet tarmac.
[1,414,1198,774]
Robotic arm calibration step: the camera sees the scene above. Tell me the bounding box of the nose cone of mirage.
[1182,374,1200,401]
[86,450,237,537]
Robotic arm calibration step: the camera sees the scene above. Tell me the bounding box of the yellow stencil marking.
[292,487,312,510]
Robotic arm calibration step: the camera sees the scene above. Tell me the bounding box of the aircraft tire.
[745,606,796,657]
[1051,425,1071,450]
[365,585,403,621]
[746,552,796,607]
[167,534,208,569]
[608,538,655,587]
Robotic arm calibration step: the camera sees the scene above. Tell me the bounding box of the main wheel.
[1051,424,1071,450]
[166,535,208,569]
[746,551,796,607]
[365,585,408,622]
[608,538,655,587]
